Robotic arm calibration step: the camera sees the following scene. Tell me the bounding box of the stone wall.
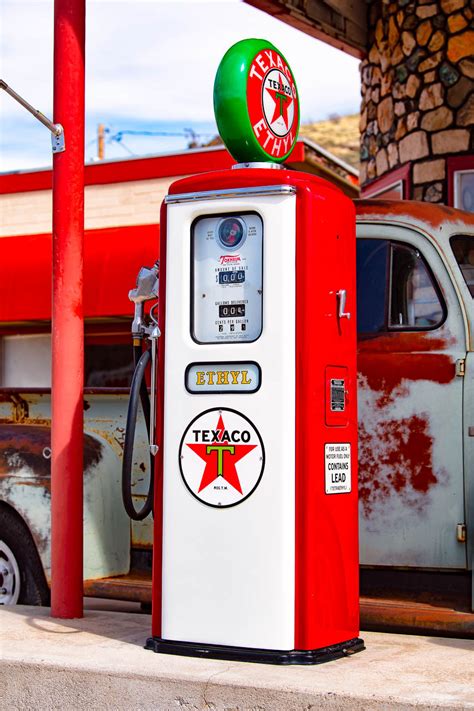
[360,0,473,202]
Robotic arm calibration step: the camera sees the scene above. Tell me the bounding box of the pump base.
[145,636,365,665]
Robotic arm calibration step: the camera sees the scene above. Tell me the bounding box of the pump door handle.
[337,289,351,319]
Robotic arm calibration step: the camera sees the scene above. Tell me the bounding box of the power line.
[110,128,214,143]
[109,137,135,156]
[92,124,217,160]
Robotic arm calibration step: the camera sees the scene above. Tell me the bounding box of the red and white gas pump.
[124,39,364,664]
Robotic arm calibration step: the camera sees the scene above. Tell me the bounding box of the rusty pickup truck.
[1,200,473,630]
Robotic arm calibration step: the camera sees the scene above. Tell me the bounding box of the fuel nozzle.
[127,261,161,467]
[129,262,160,340]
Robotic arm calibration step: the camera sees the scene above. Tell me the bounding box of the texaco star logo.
[247,48,299,160]
[179,408,265,508]
[263,69,294,137]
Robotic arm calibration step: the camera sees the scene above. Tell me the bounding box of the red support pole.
[51,0,85,618]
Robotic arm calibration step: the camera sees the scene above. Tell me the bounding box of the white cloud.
[0,0,361,171]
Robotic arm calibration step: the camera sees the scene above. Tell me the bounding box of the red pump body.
[149,167,362,663]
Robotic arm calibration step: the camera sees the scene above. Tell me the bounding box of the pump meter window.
[191,213,263,343]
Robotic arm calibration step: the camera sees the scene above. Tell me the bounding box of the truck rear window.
[85,344,134,387]
[451,236,474,297]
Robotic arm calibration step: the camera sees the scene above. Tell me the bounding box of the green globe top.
[214,38,300,164]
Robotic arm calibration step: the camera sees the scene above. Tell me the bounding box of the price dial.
[192,213,263,343]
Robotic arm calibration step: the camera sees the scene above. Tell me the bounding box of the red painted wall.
[0,224,159,323]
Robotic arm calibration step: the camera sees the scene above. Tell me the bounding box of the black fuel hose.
[121,345,155,520]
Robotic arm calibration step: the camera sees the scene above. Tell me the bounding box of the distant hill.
[205,114,360,170]
[299,114,360,170]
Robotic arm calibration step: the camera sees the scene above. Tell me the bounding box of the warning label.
[325,443,351,494]
[330,379,345,412]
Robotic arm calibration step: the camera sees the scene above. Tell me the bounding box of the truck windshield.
[451,236,474,297]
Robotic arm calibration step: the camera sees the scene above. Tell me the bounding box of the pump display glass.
[191,212,263,343]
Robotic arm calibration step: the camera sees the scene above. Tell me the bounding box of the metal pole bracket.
[51,124,66,153]
[1,79,66,154]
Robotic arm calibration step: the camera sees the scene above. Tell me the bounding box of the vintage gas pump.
[124,39,364,664]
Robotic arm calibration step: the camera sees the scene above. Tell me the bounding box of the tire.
[0,506,50,606]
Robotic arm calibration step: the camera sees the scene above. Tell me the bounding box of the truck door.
[356,223,467,570]
[464,349,474,607]
[450,233,474,606]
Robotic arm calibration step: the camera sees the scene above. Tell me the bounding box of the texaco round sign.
[214,38,299,164]
[260,68,296,138]
[247,53,298,158]
[179,408,265,508]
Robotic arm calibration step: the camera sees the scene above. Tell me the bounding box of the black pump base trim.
[145,636,365,665]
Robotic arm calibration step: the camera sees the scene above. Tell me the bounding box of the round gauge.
[217,217,246,251]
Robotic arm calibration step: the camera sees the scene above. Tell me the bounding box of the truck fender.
[0,424,130,584]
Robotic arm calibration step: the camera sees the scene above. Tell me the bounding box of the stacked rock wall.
[360,0,473,202]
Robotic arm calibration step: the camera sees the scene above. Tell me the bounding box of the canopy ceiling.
[245,0,367,58]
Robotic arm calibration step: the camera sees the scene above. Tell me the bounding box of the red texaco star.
[265,71,293,128]
[187,414,257,494]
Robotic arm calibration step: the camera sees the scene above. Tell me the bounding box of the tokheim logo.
[247,48,299,159]
[179,408,265,508]
[219,254,241,264]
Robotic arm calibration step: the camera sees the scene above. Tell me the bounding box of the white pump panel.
[192,212,263,343]
[161,188,296,650]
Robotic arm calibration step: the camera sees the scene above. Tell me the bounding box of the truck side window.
[85,344,134,387]
[451,235,474,297]
[0,334,51,387]
[356,238,445,334]
[389,243,444,329]
[0,336,134,389]
[356,239,389,334]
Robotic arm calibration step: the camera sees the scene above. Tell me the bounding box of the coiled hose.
[121,344,155,520]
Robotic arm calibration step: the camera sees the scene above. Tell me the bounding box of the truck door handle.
[337,289,351,319]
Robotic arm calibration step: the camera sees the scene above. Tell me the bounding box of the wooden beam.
[244,0,367,59]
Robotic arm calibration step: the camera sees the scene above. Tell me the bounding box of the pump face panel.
[192,212,263,343]
[161,189,296,650]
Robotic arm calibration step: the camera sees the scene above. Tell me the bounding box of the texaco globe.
[214,38,300,164]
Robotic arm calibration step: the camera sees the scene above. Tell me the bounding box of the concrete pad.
[2,605,474,710]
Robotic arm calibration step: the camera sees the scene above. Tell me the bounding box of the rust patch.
[0,424,103,479]
[114,426,125,450]
[0,417,51,427]
[359,413,445,517]
[83,571,152,603]
[0,392,29,422]
[358,331,455,354]
[358,352,454,407]
[360,597,474,638]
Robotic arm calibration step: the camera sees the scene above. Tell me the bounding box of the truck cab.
[355,200,474,613]
[0,199,473,620]
[0,226,157,605]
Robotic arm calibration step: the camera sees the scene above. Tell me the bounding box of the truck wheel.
[0,508,50,606]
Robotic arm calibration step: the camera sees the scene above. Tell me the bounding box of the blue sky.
[0,0,361,172]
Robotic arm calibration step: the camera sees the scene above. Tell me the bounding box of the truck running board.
[84,573,474,639]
